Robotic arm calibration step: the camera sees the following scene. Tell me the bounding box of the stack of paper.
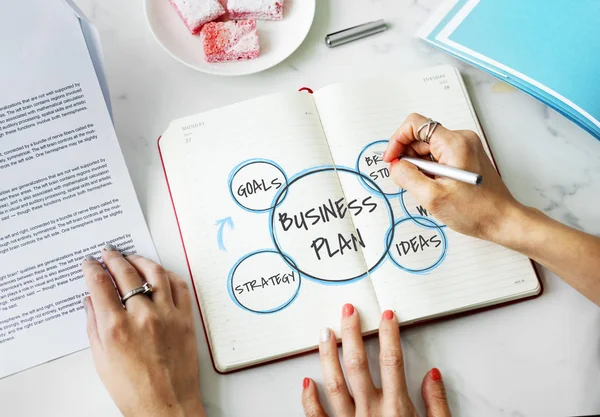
[418,0,600,140]
[63,0,113,116]
[0,0,157,378]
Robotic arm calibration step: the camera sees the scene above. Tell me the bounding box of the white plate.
[145,0,316,76]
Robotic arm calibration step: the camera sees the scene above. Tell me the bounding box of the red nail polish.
[303,377,310,389]
[342,303,355,318]
[431,368,442,382]
[382,310,394,320]
[389,158,399,168]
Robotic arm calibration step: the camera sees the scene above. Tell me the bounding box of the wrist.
[128,397,205,417]
[486,202,536,250]
[180,397,206,417]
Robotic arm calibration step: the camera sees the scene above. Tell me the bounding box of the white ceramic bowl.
[145,0,316,76]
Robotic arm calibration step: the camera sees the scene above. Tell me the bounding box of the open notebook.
[158,65,541,373]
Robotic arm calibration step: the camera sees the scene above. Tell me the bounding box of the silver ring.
[121,282,153,304]
[416,118,440,144]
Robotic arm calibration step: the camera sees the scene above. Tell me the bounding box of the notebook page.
[314,66,540,323]
[159,92,381,371]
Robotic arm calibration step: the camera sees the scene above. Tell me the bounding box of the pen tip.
[475,175,483,186]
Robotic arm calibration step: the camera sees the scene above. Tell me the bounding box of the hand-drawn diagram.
[225,140,448,314]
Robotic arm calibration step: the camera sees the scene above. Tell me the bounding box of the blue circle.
[269,165,394,285]
[227,249,301,314]
[399,191,447,228]
[228,159,289,213]
[384,216,448,274]
[355,140,405,197]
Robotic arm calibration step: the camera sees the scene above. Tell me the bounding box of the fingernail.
[389,158,399,169]
[82,296,90,314]
[320,328,331,343]
[84,255,95,262]
[382,310,394,320]
[302,377,310,389]
[342,303,354,318]
[431,368,442,382]
[103,243,117,251]
[382,149,389,160]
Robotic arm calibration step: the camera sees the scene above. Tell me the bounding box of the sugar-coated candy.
[201,20,261,62]
[169,0,226,35]
[227,0,283,21]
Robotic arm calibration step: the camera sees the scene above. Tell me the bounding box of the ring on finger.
[416,118,440,144]
[121,282,153,305]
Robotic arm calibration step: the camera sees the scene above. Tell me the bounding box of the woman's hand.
[302,304,451,417]
[82,245,204,417]
[382,113,600,305]
[382,113,523,243]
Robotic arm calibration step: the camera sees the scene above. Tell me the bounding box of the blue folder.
[418,0,600,140]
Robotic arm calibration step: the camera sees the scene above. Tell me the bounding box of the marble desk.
[0,0,598,416]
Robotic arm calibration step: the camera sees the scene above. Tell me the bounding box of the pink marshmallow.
[201,20,261,62]
[169,0,226,35]
[227,0,283,21]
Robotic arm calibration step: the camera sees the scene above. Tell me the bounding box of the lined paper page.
[159,92,381,371]
[314,66,540,323]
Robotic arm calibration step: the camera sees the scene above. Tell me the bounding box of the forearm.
[129,397,206,417]
[493,204,600,305]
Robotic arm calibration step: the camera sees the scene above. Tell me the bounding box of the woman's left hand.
[301,304,451,417]
[82,246,205,417]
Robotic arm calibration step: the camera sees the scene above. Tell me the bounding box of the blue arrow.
[216,217,234,251]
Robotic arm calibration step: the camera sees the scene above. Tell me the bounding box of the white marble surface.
[1,0,599,416]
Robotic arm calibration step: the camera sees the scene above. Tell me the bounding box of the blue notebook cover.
[418,0,600,140]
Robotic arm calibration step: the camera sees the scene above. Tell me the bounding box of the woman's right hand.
[382,113,524,243]
[301,304,451,417]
